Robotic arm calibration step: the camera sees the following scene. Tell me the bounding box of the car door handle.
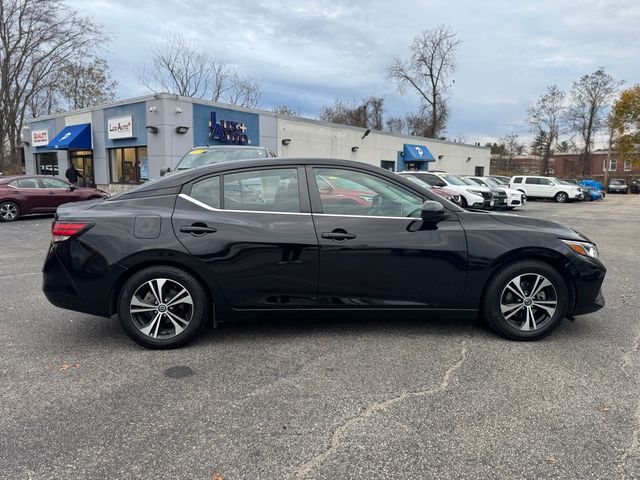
[180,224,217,235]
[321,231,356,241]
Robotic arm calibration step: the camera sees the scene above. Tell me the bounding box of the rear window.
[611,179,625,185]
[512,177,522,184]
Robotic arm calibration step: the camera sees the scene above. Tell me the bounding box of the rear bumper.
[42,241,126,318]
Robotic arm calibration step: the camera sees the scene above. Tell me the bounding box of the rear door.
[11,178,50,213]
[308,166,468,308]
[172,166,319,308]
[524,177,540,196]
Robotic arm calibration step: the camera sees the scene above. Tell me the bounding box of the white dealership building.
[22,93,490,193]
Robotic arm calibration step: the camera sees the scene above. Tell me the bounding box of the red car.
[0,175,109,222]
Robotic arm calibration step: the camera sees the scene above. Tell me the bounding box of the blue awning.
[403,143,435,161]
[46,123,92,150]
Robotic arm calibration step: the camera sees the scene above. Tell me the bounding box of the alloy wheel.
[129,278,194,339]
[500,273,558,331]
[0,202,18,221]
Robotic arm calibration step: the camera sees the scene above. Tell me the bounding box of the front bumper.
[565,253,606,316]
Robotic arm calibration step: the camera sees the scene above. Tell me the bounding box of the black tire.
[460,196,468,208]
[506,206,516,211]
[482,260,569,341]
[555,192,568,203]
[0,201,20,222]
[117,266,208,349]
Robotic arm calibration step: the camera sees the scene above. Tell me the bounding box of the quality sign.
[31,129,49,147]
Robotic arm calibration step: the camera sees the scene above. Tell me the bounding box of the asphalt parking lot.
[1,195,639,480]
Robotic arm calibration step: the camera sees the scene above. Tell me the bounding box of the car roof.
[190,145,267,151]
[0,174,67,184]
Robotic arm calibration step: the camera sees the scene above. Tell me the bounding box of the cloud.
[67,0,639,146]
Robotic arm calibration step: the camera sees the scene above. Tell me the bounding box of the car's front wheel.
[555,192,568,203]
[482,260,569,340]
[117,266,208,349]
[0,201,20,222]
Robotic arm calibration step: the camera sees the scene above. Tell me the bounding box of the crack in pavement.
[293,341,468,479]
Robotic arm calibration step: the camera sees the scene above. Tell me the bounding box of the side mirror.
[160,167,171,176]
[421,200,446,222]
[67,185,76,191]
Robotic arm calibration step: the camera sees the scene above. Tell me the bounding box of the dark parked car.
[160,145,275,176]
[0,175,109,222]
[43,158,606,349]
[632,180,640,194]
[608,179,629,194]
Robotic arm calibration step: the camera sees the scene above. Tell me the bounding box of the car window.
[176,148,268,171]
[223,168,299,213]
[525,178,540,185]
[315,168,423,218]
[512,177,523,184]
[442,175,467,186]
[190,176,220,208]
[406,173,440,186]
[17,178,40,188]
[39,178,69,189]
[539,178,553,185]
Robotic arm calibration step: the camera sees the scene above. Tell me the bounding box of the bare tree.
[566,68,622,176]
[501,133,524,172]
[0,0,104,172]
[527,85,565,176]
[385,116,405,135]
[387,25,461,138]
[273,105,298,116]
[138,32,262,107]
[57,57,118,110]
[225,73,262,108]
[319,97,385,129]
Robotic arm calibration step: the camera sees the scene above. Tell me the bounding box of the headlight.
[468,189,484,196]
[561,239,599,259]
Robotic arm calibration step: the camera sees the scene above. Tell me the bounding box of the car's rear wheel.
[0,201,20,222]
[482,260,569,340]
[117,266,208,349]
[555,192,568,203]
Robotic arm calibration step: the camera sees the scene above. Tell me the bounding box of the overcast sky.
[68,0,640,146]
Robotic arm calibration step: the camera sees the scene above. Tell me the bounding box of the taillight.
[51,222,92,242]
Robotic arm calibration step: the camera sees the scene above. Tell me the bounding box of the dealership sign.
[208,112,250,144]
[107,115,134,139]
[31,129,49,147]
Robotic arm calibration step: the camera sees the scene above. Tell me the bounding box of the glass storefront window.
[36,152,59,176]
[109,147,148,184]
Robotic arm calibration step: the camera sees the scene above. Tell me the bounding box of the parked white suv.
[509,176,583,203]
[399,171,494,209]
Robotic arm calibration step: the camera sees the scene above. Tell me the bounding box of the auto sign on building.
[108,115,134,139]
[31,129,49,147]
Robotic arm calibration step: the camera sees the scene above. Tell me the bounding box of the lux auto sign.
[208,112,250,144]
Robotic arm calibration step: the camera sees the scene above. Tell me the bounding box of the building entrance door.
[69,150,94,187]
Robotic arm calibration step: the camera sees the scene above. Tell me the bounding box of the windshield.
[176,148,268,170]
[491,177,509,185]
[442,175,467,186]
[483,177,500,187]
[463,177,484,186]
[611,179,625,185]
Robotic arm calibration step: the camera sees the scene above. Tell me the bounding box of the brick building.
[553,151,640,181]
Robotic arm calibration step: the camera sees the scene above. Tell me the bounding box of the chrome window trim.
[178,193,311,216]
[313,213,419,220]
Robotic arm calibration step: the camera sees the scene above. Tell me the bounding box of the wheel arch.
[108,254,230,324]
[479,247,576,313]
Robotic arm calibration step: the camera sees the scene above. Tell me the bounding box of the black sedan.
[42,158,606,349]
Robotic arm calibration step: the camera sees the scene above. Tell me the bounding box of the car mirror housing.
[421,200,446,222]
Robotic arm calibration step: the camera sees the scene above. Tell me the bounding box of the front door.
[172,166,319,308]
[69,150,94,187]
[308,166,468,308]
